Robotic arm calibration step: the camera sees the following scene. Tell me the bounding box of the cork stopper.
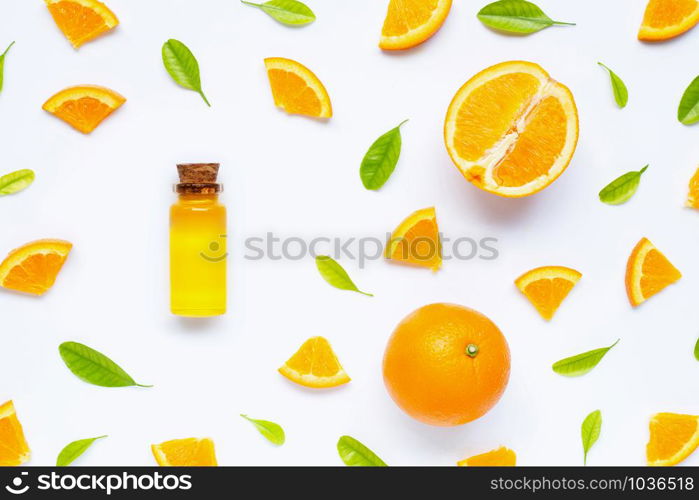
[175,163,223,194]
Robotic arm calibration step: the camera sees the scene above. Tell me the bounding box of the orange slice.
[0,401,31,466]
[379,0,452,50]
[45,0,119,49]
[0,239,72,296]
[385,207,441,271]
[686,167,699,208]
[151,438,217,466]
[444,61,579,198]
[515,266,582,321]
[625,238,682,307]
[457,446,516,466]
[43,85,125,134]
[647,413,699,466]
[279,336,350,388]
[264,57,332,119]
[638,0,699,41]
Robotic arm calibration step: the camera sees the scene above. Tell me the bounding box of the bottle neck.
[177,193,219,205]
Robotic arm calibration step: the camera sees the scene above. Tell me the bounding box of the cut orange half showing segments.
[152,438,217,466]
[625,238,682,307]
[515,266,582,321]
[43,85,125,134]
[686,167,699,208]
[457,446,516,466]
[379,0,452,50]
[0,400,31,466]
[45,0,119,49]
[279,336,350,388]
[264,57,332,119]
[647,413,699,466]
[445,61,579,198]
[386,207,441,271]
[0,239,72,296]
[638,0,699,41]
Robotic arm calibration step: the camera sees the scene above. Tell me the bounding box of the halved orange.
[43,85,125,134]
[457,446,516,466]
[686,167,699,208]
[45,0,119,49]
[625,238,682,307]
[264,58,332,119]
[279,336,350,388]
[444,61,579,198]
[151,438,217,466]
[515,266,582,321]
[0,401,31,466]
[0,239,72,296]
[386,207,441,271]
[638,0,699,41]
[647,413,699,466]
[379,0,452,50]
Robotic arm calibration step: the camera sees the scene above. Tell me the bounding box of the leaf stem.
[3,41,15,57]
[397,119,409,128]
[358,290,374,297]
[240,0,262,7]
[135,383,154,388]
[198,90,211,107]
[552,21,576,26]
[639,165,649,175]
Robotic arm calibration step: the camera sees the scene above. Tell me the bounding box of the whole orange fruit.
[383,303,510,426]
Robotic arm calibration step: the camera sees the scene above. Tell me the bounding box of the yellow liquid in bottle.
[170,193,227,316]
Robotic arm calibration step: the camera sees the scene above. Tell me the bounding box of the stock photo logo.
[5,472,29,495]
[200,234,228,262]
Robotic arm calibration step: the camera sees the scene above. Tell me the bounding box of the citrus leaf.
[241,0,315,26]
[694,337,699,361]
[598,62,628,108]
[599,166,648,205]
[337,436,387,466]
[581,410,602,465]
[59,341,152,388]
[315,255,373,296]
[0,169,34,196]
[0,41,15,93]
[360,120,407,190]
[161,39,210,106]
[240,414,285,445]
[477,0,574,34]
[552,339,619,377]
[678,76,699,125]
[56,436,107,466]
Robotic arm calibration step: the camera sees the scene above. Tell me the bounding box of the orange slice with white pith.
[0,400,31,466]
[264,57,332,119]
[45,0,119,49]
[686,167,699,208]
[647,413,699,466]
[457,446,516,466]
[279,337,350,388]
[386,207,441,271]
[43,85,125,134]
[0,239,73,296]
[625,238,682,307]
[151,438,217,466]
[379,0,452,50]
[515,266,581,321]
[638,0,699,42]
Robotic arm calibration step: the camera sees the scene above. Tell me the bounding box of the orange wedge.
[0,239,72,296]
[43,85,125,134]
[647,413,699,466]
[279,336,350,388]
[0,401,31,466]
[386,207,441,271]
[379,0,452,50]
[638,0,699,41]
[45,0,119,49]
[625,238,682,307]
[515,266,582,321]
[151,438,217,466]
[264,57,332,119]
[686,167,699,208]
[457,447,516,466]
[445,61,579,198]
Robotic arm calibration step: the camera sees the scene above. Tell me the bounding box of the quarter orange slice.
[686,167,699,209]
[45,0,119,49]
[457,446,516,466]
[0,401,31,466]
[379,0,452,50]
[638,0,699,41]
[515,266,582,321]
[264,58,332,119]
[444,61,579,198]
[0,239,72,296]
[43,85,125,134]
[647,413,699,466]
[625,238,682,307]
[279,336,350,388]
[385,207,441,271]
[151,438,217,466]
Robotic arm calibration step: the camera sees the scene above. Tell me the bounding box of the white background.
[1,0,698,467]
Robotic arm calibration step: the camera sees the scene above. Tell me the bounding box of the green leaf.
[241,0,315,26]
[59,341,152,388]
[694,337,699,361]
[240,414,285,445]
[337,436,387,467]
[315,255,373,296]
[161,39,211,106]
[360,120,408,190]
[56,436,107,466]
[599,165,648,205]
[581,410,602,465]
[678,76,699,125]
[0,41,14,93]
[598,62,628,108]
[477,0,574,34]
[0,169,34,196]
[552,339,619,377]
